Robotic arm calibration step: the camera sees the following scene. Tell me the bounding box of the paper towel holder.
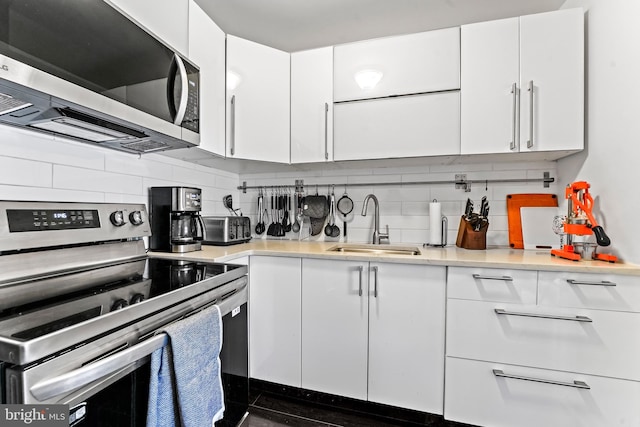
[425,201,448,248]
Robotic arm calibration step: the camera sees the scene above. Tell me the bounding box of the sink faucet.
[361,194,389,244]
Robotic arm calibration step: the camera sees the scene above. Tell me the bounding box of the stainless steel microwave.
[0,0,200,154]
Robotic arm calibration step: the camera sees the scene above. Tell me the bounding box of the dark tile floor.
[241,381,475,427]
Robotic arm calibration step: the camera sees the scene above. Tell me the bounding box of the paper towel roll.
[429,200,442,245]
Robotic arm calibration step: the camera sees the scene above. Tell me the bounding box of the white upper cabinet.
[333,92,460,160]
[290,47,333,164]
[226,36,290,163]
[334,28,460,102]
[519,8,584,153]
[106,0,189,55]
[461,8,584,155]
[188,1,225,156]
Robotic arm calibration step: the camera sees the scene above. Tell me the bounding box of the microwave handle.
[30,333,169,402]
[169,53,189,126]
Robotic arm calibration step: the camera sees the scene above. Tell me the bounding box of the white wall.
[0,125,240,218]
[239,161,559,247]
[559,0,640,264]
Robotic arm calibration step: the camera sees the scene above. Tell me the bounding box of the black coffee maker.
[149,187,204,253]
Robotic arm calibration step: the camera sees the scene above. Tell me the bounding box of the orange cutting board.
[507,194,558,249]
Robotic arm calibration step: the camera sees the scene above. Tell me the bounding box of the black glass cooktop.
[0,258,244,342]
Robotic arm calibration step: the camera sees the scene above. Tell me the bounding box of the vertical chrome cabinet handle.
[510,82,517,150]
[372,266,379,298]
[324,102,329,160]
[493,369,590,389]
[358,265,363,297]
[566,279,616,287]
[494,308,592,322]
[230,95,236,156]
[527,80,534,148]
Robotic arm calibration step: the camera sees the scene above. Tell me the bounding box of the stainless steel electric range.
[0,201,248,426]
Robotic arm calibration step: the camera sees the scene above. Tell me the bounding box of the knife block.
[456,215,489,250]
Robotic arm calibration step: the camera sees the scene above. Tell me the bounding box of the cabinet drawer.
[333,92,460,161]
[334,27,460,101]
[446,298,640,380]
[445,357,640,427]
[539,271,640,312]
[447,267,537,303]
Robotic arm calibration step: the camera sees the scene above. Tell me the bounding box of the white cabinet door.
[445,357,640,427]
[301,258,368,400]
[368,263,445,414]
[106,0,189,55]
[520,8,584,152]
[291,47,333,164]
[333,92,460,160]
[249,256,302,387]
[460,18,520,154]
[334,28,460,102]
[188,1,225,156]
[226,36,290,163]
[460,8,584,155]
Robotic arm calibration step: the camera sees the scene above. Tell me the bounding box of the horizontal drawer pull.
[472,274,513,281]
[494,308,592,322]
[493,369,590,389]
[566,279,617,287]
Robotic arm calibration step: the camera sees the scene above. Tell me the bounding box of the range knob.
[129,211,144,226]
[111,299,129,311]
[130,293,145,304]
[110,211,126,227]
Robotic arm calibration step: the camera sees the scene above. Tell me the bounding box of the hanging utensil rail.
[237,172,555,193]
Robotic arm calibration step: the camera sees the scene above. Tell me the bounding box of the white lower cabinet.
[249,256,301,387]
[445,267,640,427]
[301,259,445,413]
[445,357,640,427]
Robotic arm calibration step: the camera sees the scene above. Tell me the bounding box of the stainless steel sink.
[327,244,421,256]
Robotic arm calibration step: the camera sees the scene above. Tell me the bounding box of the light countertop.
[149,241,640,276]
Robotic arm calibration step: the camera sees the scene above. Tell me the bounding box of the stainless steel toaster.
[202,216,252,245]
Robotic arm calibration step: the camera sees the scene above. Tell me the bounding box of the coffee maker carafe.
[150,187,204,253]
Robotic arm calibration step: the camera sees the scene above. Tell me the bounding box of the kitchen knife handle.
[324,102,329,160]
[230,95,236,156]
[510,82,517,150]
[493,369,590,390]
[527,80,534,149]
[567,279,616,287]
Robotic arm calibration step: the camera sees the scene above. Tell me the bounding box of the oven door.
[4,281,247,426]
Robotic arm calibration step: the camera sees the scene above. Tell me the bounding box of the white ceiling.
[195,0,567,52]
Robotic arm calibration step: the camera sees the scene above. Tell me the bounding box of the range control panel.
[7,209,101,232]
[0,201,150,252]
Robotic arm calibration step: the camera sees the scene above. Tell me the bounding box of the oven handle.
[30,333,167,401]
[30,287,246,402]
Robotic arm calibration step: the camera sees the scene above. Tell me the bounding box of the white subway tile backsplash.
[0,125,105,170]
[53,165,143,195]
[0,184,104,202]
[0,156,52,187]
